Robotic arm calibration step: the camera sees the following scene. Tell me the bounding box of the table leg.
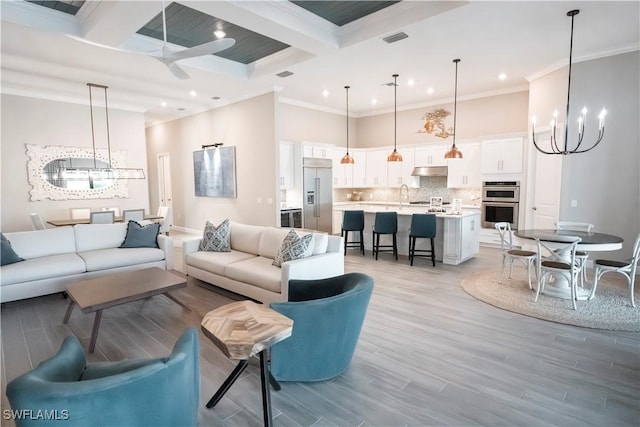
[164,292,192,311]
[206,360,249,409]
[260,351,273,427]
[88,310,103,353]
[62,300,75,324]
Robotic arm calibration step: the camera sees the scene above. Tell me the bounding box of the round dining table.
[514,229,624,299]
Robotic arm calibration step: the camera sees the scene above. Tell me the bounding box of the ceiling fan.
[67,1,235,80]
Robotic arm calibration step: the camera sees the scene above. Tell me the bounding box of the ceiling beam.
[77,0,161,46]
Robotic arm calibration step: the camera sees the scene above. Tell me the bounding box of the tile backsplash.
[334,176,481,205]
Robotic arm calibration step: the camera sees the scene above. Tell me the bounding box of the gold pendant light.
[387,74,403,162]
[444,59,463,159]
[340,85,354,164]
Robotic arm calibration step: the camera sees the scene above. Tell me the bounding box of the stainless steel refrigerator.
[303,157,332,233]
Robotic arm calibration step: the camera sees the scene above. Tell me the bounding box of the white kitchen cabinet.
[365,149,388,187]
[447,143,481,188]
[332,209,343,235]
[387,147,419,188]
[414,144,448,167]
[351,150,367,188]
[442,212,480,265]
[302,144,332,159]
[331,147,353,188]
[279,141,295,189]
[480,137,523,174]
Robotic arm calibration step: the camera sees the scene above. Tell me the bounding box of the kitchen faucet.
[399,184,409,209]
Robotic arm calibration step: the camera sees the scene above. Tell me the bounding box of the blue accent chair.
[269,273,374,382]
[6,327,200,427]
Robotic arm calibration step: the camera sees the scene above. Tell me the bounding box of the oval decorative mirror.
[26,144,129,201]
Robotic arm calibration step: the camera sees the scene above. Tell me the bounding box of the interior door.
[527,130,562,229]
[157,153,173,210]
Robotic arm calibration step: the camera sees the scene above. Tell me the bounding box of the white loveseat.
[0,224,173,303]
[183,222,344,304]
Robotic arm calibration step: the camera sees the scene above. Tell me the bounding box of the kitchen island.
[333,203,481,265]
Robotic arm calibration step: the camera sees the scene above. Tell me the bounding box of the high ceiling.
[2,1,639,127]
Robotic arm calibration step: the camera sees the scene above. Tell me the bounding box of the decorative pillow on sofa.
[1,233,25,266]
[273,229,313,268]
[199,219,231,252]
[119,221,160,249]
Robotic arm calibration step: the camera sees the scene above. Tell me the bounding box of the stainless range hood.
[411,166,448,176]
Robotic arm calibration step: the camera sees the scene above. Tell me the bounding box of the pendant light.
[340,85,354,164]
[85,83,145,179]
[387,74,403,162]
[444,59,463,159]
[531,9,607,155]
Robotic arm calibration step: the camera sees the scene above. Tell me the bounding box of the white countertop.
[333,203,480,218]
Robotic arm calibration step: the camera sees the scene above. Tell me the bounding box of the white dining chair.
[156,206,173,235]
[70,208,91,220]
[589,232,640,307]
[122,209,145,223]
[29,213,46,230]
[556,221,594,287]
[90,211,114,224]
[535,234,583,310]
[495,222,537,290]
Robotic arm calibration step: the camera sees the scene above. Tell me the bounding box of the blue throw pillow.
[1,233,25,266]
[119,221,160,249]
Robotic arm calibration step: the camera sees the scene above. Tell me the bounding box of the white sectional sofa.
[0,224,173,303]
[183,222,344,304]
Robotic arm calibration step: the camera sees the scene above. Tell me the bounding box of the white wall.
[1,94,149,232]
[529,51,640,261]
[145,92,278,230]
[356,91,529,148]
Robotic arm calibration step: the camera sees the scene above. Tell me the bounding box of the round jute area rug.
[461,270,640,332]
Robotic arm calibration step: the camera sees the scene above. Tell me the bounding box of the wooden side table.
[201,300,293,427]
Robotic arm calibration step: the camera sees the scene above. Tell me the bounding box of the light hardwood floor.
[1,239,639,427]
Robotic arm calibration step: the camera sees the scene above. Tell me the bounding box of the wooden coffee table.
[63,267,190,353]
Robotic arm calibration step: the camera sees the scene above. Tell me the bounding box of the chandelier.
[444,59,463,159]
[387,74,403,162]
[340,85,354,164]
[531,9,607,155]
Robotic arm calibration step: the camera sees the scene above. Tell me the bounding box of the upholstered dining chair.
[589,232,640,307]
[269,273,374,382]
[6,327,200,427]
[123,209,145,223]
[29,213,46,230]
[89,211,114,224]
[495,222,537,289]
[535,234,582,310]
[157,206,173,235]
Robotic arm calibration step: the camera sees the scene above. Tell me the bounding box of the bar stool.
[408,214,437,266]
[341,210,365,255]
[372,211,398,260]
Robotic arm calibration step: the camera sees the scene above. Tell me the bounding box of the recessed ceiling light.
[160,101,167,107]
[498,73,507,81]
[214,30,226,39]
[371,98,378,105]
[189,90,197,97]
[427,87,434,95]
[407,79,415,87]
[322,90,329,98]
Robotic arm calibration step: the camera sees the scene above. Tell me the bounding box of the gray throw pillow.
[1,233,24,266]
[119,221,160,248]
[199,219,231,252]
[273,229,313,268]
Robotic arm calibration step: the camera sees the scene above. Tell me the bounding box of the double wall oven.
[481,181,520,229]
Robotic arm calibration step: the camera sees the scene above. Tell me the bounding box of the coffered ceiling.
[2,1,639,126]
